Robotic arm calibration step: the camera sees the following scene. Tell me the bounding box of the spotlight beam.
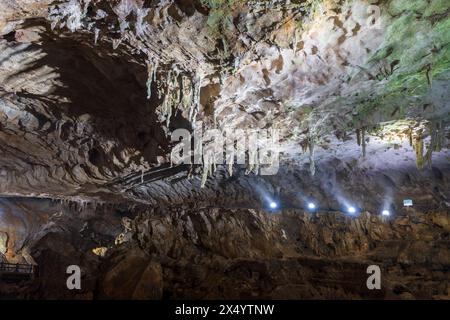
[347,206,356,214]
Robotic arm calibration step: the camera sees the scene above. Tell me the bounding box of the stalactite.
[408,127,413,147]
[190,74,203,124]
[153,62,159,82]
[94,28,99,45]
[146,61,159,100]
[228,160,233,177]
[308,135,315,176]
[181,75,193,111]
[161,94,171,127]
[425,122,435,168]
[361,127,366,158]
[135,6,150,38]
[48,0,91,32]
[300,139,308,153]
[160,67,183,127]
[424,120,444,168]
[201,156,213,188]
[146,63,153,100]
[157,78,164,99]
[221,37,229,58]
[425,145,433,168]
[112,38,122,49]
[254,150,260,174]
[435,121,443,152]
[201,137,222,187]
[414,131,424,169]
[425,63,432,88]
[244,144,258,175]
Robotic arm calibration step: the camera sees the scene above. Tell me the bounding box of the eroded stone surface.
[3,204,447,299]
[0,0,449,300]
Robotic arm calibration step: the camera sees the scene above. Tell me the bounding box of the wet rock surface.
[2,203,448,299]
[0,0,449,300]
[107,207,449,300]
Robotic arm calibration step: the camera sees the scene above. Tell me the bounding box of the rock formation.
[0,0,449,299]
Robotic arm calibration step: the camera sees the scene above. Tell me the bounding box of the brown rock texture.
[0,0,449,300]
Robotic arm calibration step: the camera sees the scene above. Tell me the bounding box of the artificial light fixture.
[347,206,356,214]
[403,199,413,207]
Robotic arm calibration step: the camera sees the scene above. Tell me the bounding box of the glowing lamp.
[382,210,390,216]
[269,202,278,209]
[308,203,316,210]
[347,206,356,214]
[403,199,413,207]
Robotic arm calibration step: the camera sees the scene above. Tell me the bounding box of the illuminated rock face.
[0,0,449,299]
[0,231,8,257]
[3,204,447,299]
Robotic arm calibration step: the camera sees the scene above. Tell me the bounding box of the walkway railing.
[0,262,36,275]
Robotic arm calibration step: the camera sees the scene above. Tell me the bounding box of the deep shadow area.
[6,20,170,166]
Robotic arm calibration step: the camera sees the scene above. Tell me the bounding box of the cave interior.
[0,0,449,300]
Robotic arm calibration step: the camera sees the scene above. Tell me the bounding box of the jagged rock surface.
[0,0,449,300]
[4,205,447,299]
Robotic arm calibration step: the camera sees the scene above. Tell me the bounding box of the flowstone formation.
[0,0,449,300]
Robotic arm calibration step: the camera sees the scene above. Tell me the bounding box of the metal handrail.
[0,262,36,274]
